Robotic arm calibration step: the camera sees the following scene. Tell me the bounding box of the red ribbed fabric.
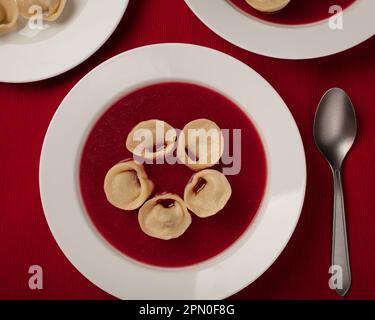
[0,0,374,299]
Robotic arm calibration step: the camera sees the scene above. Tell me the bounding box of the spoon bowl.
[314,88,357,170]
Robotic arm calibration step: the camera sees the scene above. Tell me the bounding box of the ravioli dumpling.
[126,119,177,161]
[138,193,191,240]
[104,160,154,211]
[184,169,231,218]
[177,119,224,171]
[18,0,66,21]
[0,0,18,36]
[245,0,291,13]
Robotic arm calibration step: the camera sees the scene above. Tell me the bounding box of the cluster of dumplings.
[104,119,232,240]
[0,0,66,36]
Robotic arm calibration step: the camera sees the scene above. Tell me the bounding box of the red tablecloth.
[0,0,374,300]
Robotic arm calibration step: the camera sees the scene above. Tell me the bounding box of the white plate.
[0,0,128,83]
[185,0,375,59]
[40,43,306,299]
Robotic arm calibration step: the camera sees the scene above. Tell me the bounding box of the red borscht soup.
[229,0,357,25]
[80,82,267,267]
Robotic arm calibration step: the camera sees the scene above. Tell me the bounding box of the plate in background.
[185,0,375,59]
[0,0,128,83]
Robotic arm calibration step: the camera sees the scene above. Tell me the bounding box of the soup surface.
[80,82,267,267]
[229,0,357,25]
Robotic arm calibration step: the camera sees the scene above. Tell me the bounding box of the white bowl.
[185,0,375,59]
[0,0,129,83]
[40,43,306,299]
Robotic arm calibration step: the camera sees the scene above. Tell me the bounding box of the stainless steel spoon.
[313,88,357,297]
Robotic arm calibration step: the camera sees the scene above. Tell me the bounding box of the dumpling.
[177,119,224,171]
[138,193,191,240]
[0,0,19,36]
[104,160,154,211]
[245,0,291,13]
[184,169,231,218]
[126,119,177,161]
[18,0,66,21]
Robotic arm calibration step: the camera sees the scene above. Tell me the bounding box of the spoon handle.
[332,169,351,296]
